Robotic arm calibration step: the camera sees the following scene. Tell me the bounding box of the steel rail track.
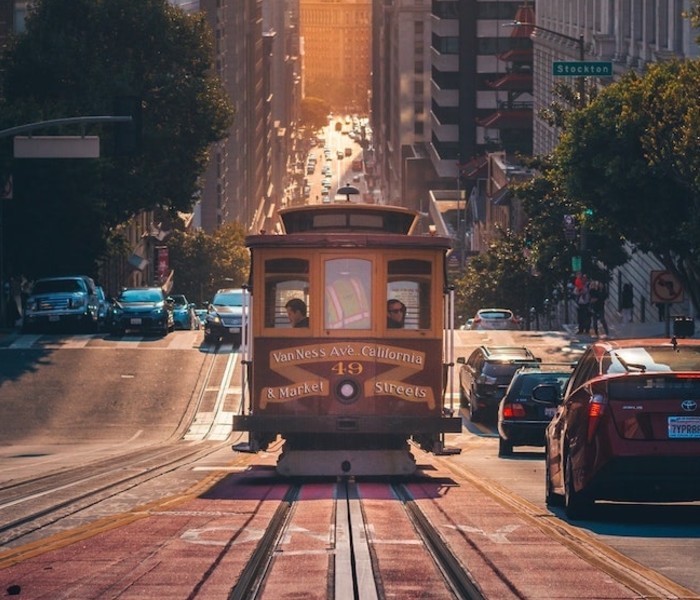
[392,482,488,600]
[0,346,234,547]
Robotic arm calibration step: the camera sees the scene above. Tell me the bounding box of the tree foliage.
[166,221,250,305]
[0,0,234,279]
[555,60,700,311]
[300,97,331,131]
[454,229,543,324]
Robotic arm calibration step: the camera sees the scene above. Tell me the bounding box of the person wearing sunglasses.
[386,299,406,328]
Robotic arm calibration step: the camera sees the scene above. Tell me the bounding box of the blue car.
[109,287,174,336]
[203,288,244,344]
[170,294,197,330]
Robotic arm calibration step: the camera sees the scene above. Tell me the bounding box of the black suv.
[457,346,540,423]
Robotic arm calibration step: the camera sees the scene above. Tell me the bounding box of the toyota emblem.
[681,400,698,412]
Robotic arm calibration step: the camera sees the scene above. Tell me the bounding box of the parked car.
[170,294,197,330]
[457,346,541,423]
[194,308,207,330]
[497,367,572,456]
[22,275,100,333]
[541,338,700,519]
[109,287,174,336]
[204,288,245,344]
[470,308,521,330]
[95,285,110,332]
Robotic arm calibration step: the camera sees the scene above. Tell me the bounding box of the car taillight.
[586,393,607,442]
[503,403,526,418]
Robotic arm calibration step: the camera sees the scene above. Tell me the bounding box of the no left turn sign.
[650,270,684,304]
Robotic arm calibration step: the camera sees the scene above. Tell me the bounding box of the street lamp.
[504,20,585,100]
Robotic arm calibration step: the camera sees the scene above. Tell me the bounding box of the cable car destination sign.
[553,61,613,77]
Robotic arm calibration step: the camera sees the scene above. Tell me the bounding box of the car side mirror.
[531,383,561,405]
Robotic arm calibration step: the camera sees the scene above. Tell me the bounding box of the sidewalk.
[563,318,696,340]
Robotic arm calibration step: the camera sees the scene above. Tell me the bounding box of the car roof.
[480,345,536,360]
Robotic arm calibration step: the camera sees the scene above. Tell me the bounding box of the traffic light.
[113,95,142,156]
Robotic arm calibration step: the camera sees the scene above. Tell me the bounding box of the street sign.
[571,256,581,272]
[552,61,613,77]
[650,270,684,304]
[14,135,100,158]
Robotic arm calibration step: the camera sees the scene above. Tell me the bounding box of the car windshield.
[171,295,187,306]
[118,289,163,303]
[33,279,85,294]
[605,346,700,374]
[213,292,243,306]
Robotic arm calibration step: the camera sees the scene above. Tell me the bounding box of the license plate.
[668,416,700,438]
[49,315,60,322]
[228,327,241,333]
[130,318,142,325]
[544,407,556,418]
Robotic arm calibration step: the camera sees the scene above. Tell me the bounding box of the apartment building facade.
[300,0,371,113]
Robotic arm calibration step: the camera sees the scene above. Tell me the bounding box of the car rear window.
[479,310,512,319]
[608,376,700,399]
[606,346,700,374]
[514,372,570,395]
[484,361,539,377]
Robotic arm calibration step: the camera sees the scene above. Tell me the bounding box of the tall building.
[300,0,371,113]
[532,0,700,155]
[372,0,432,207]
[263,0,302,225]
[372,0,533,213]
[194,0,268,232]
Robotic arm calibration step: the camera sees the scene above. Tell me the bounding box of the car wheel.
[497,435,513,457]
[544,447,564,507]
[204,333,216,344]
[564,453,593,520]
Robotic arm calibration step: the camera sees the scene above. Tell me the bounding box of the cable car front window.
[264,258,309,328]
[324,258,372,329]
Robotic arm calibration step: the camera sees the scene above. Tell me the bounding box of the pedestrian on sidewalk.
[589,280,609,337]
[575,274,591,334]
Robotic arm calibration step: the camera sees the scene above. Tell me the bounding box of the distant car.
[204,288,245,344]
[457,345,541,423]
[170,294,197,330]
[194,308,207,330]
[497,367,571,456]
[109,287,174,336]
[542,338,700,519]
[470,308,521,330]
[95,285,110,331]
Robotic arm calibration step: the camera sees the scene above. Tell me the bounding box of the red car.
[541,337,700,519]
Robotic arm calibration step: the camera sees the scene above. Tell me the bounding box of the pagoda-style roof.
[487,72,532,91]
[477,110,532,129]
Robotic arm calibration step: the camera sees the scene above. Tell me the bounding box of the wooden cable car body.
[233,203,461,476]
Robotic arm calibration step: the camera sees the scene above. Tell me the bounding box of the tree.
[454,229,543,324]
[167,222,249,305]
[0,0,234,279]
[300,97,331,131]
[555,61,700,312]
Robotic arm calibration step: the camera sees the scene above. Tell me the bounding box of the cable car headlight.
[336,379,360,404]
